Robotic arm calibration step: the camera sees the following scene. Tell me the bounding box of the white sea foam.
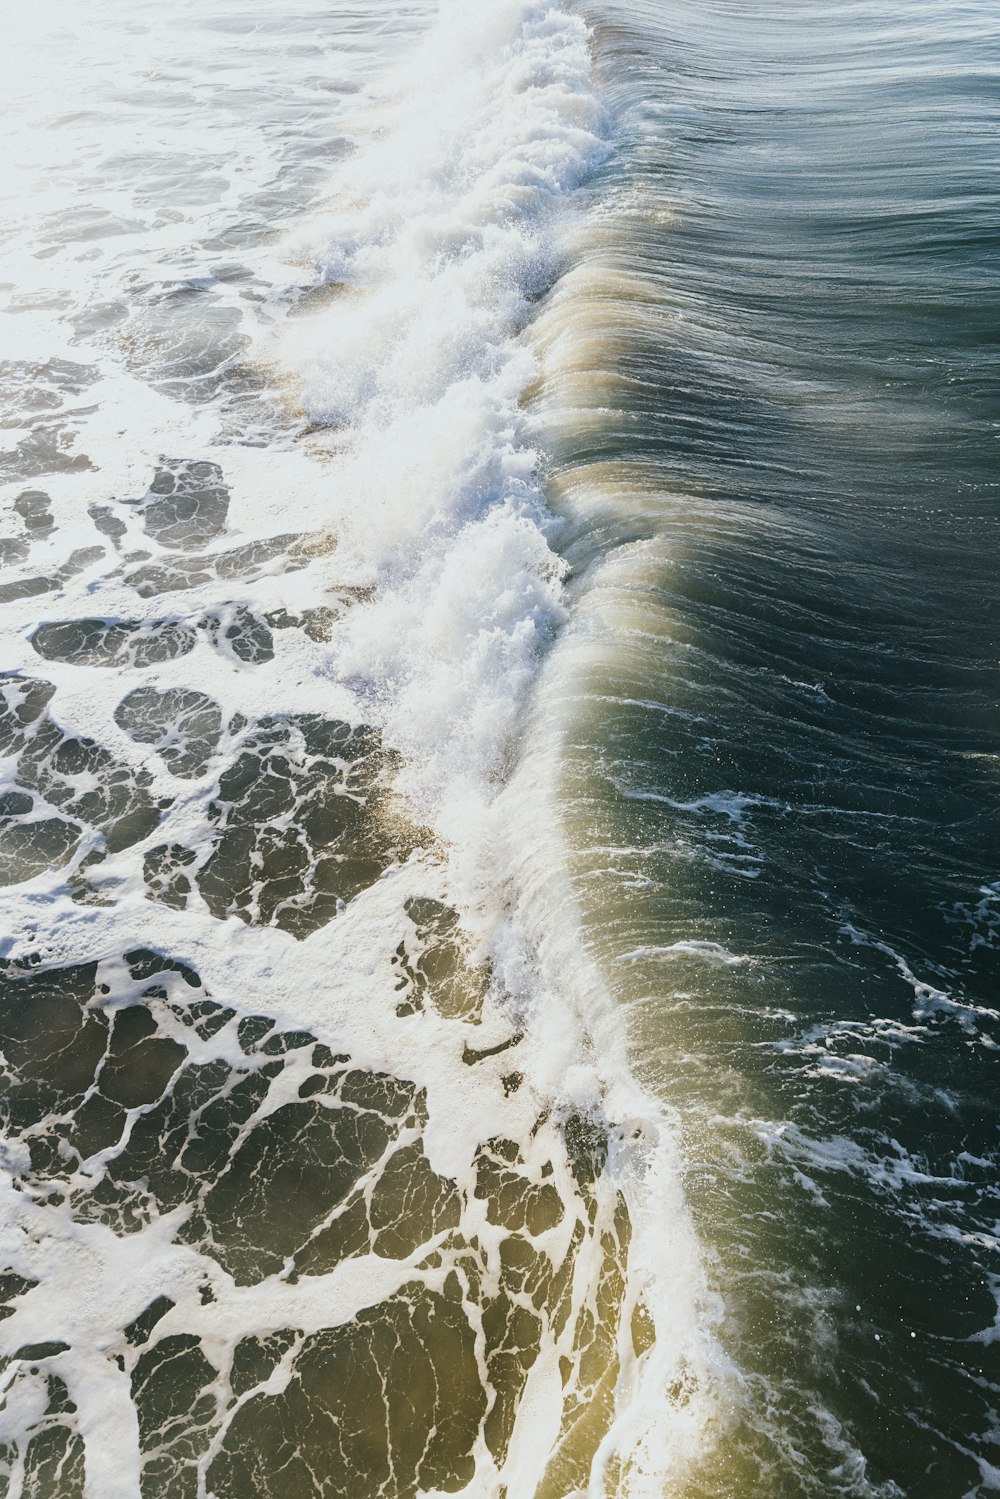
[617,942,746,967]
[267,0,610,853]
[841,924,1000,1050]
[0,0,729,1493]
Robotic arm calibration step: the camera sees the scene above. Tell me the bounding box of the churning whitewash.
[0,3,726,1496]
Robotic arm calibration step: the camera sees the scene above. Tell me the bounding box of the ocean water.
[0,0,996,1496]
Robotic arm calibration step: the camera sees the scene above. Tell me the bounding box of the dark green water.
[533,0,1000,1491]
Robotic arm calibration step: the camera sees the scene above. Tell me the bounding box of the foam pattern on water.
[0,1,725,1494]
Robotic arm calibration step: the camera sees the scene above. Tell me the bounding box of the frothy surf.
[0,2,726,1495]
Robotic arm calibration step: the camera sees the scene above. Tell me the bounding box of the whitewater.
[0,2,727,1495]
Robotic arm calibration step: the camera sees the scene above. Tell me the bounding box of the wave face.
[0,2,725,1497]
[525,0,1000,1494]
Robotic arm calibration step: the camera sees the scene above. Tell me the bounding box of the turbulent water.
[0,0,997,1495]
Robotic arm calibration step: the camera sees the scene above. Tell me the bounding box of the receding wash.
[0,0,996,1495]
